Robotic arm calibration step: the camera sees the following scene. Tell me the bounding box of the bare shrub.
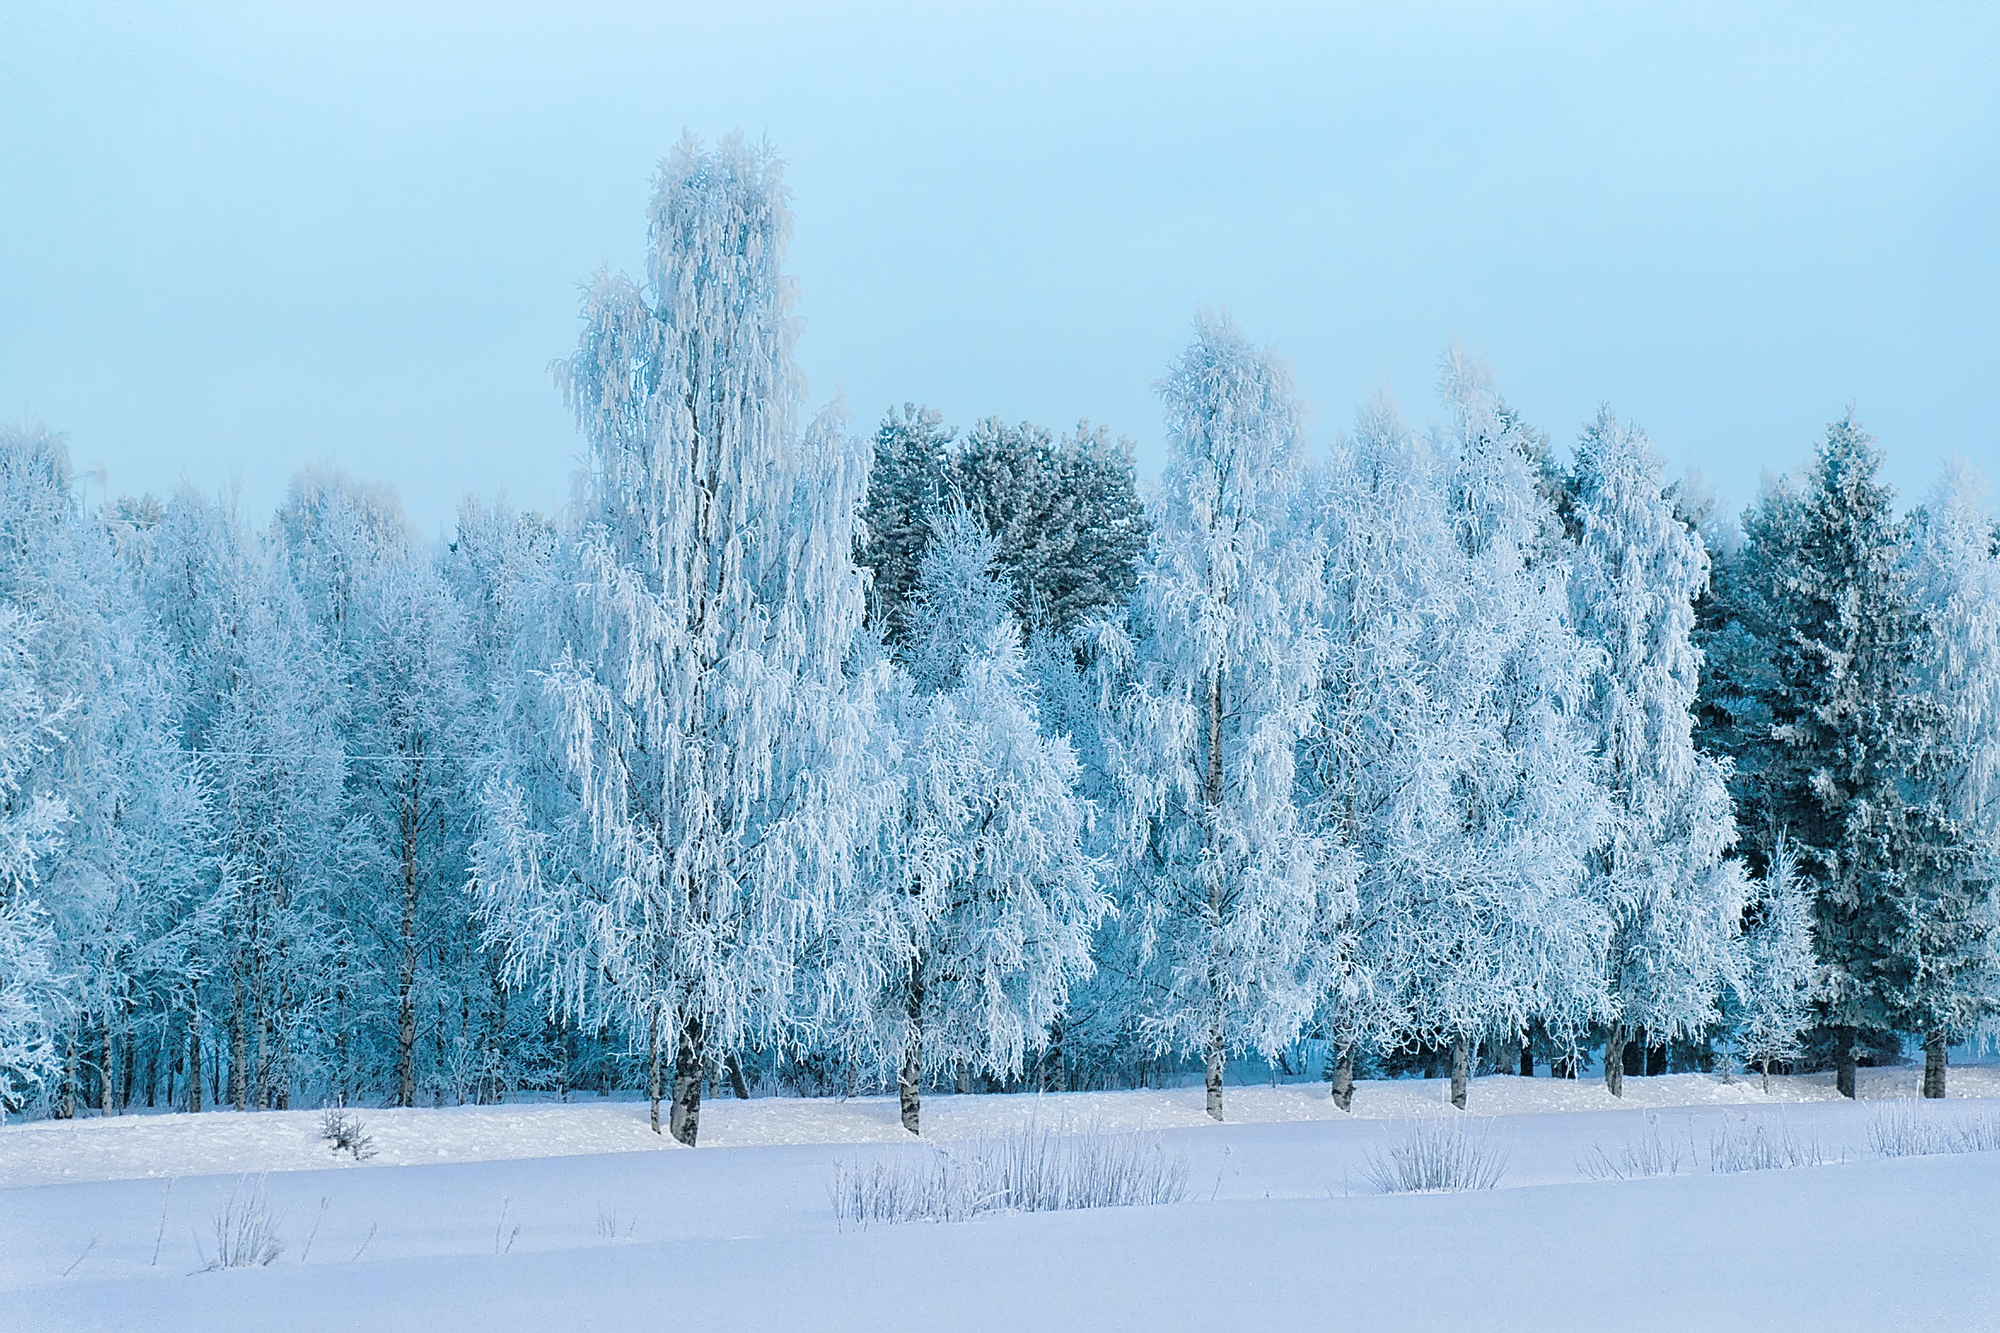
[318,1108,376,1161]
[1707,1117,1834,1173]
[1363,1112,1508,1194]
[829,1125,1188,1227]
[201,1176,283,1270]
[1578,1114,1693,1181]
[1870,1100,2000,1158]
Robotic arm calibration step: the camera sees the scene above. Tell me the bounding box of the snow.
[7,1069,2000,1330]
[9,1066,2000,1190]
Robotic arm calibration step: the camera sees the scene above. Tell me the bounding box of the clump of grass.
[1363,1112,1508,1194]
[1578,1114,1693,1181]
[829,1125,1188,1228]
[1706,1116,1834,1173]
[199,1175,284,1270]
[1868,1100,2000,1158]
[318,1107,377,1161]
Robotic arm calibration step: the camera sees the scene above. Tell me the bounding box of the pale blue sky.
[3,2,1995,537]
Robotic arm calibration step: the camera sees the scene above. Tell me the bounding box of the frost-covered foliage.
[855,408,1148,645]
[1728,837,1817,1088]
[835,514,1105,1133]
[1568,408,1744,1091]
[1355,355,1608,1107]
[1102,315,1348,1122]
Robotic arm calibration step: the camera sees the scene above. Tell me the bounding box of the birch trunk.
[396,766,420,1109]
[669,1014,705,1146]
[901,959,925,1135]
[1205,1025,1225,1122]
[725,1053,750,1101]
[1450,1036,1470,1110]
[1203,665,1226,1125]
[187,1011,202,1114]
[647,1007,662,1135]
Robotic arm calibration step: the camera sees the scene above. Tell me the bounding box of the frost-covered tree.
[1104,315,1345,1122]
[0,424,205,1119]
[1728,836,1817,1092]
[1373,355,1609,1109]
[1756,416,1945,1097]
[1567,408,1744,1094]
[1900,462,2000,1097]
[857,405,955,644]
[0,605,68,1118]
[841,515,1105,1133]
[478,136,882,1144]
[1302,396,1459,1108]
[351,555,480,1106]
[856,408,1149,645]
[141,487,345,1111]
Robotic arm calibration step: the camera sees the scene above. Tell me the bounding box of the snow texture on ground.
[8,1063,1997,1188]
[5,1069,1998,1331]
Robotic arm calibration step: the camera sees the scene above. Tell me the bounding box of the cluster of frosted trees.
[4,138,1995,1137]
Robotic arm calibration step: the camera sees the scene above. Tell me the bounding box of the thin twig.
[299,1197,329,1263]
[60,1237,98,1279]
[350,1222,377,1263]
[151,1178,176,1267]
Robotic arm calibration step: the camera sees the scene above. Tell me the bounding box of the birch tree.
[847,515,1105,1133]
[1568,408,1743,1093]
[1106,314,1347,1122]
[480,135,882,1144]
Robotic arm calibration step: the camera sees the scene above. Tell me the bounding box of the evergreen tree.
[1758,416,1942,1097]
[856,405,954,645]
[856,409,1149,645]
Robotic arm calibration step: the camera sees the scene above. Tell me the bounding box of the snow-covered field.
[6,1068,1999,1331]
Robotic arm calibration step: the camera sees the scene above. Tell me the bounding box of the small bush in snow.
[1706,1117,1833,1173]
[1869,1100,2000,1158]
[1362,1112,1508,1194]
[1578,1115,1693,1181]
[828,1125,1188,1227]
[318,1108,376,1161]
[200,1176,283,1270]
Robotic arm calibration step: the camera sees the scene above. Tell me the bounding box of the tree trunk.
[1760,1056,1770,1095]
[1331,1045,1356,1112]
[1519,1039,1534,1079]
[669,1014,704,1146]
[1603,1022,1626,1098]
[901,959,925,1134]
[396,788,419,1109]
[1450,1036,1470,1110]
[230,978,247,1111]
[725,1052,751,1101]
[1923,1034,1947,1100]
[1205,1025,1226,1122]
[1834,1025,1858,1100]
[187,1013,202,1114]
[647,1007,662,1135]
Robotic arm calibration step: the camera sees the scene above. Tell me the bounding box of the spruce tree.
[1759,416,1939,1097]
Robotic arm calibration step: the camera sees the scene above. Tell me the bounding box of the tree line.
[1,135,1993,1140]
